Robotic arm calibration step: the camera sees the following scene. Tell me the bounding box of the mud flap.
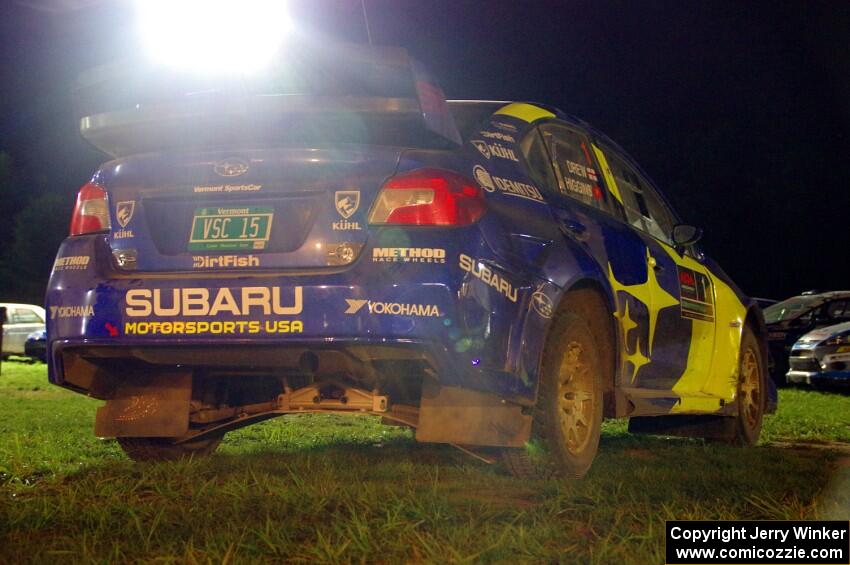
[415,380,532,447]
[94,371,192,438]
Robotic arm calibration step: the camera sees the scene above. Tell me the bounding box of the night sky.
[1,1,849,300]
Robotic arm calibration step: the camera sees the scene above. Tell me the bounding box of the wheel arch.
[545,276,620,418]
[743,303,776,413]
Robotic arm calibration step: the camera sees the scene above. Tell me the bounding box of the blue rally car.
[47,45,772,477]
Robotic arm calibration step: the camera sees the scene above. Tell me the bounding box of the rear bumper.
[47,234,556,403]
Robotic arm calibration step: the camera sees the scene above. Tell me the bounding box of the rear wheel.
[117,435,222,462]
[502,310,605,479]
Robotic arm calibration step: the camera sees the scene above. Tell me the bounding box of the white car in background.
[1,303,46,358]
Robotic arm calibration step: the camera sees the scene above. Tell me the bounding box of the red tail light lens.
[368,169,486,226]
[70,182,110,236]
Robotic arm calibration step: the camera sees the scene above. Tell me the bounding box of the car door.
[593,144,718,395]
[522,123,665,390]
[823,299,850,325]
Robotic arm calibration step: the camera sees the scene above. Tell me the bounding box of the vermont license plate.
[188,206,273,251]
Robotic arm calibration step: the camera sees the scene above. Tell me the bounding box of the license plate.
[188,206,273,251]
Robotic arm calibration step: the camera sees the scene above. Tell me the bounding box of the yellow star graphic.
[607,247,680,373]
[613,299,650,382]
[627,336,650,383]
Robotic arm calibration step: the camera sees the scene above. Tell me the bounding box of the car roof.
[0,303,46,313]
[794,291,850,300]
[446,99,675,219]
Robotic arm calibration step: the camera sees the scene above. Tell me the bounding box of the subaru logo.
[214,159,249,177]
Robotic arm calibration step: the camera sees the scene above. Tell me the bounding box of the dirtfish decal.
[459,253,518,302]
[192,255,260,269]
[124,287,303,317]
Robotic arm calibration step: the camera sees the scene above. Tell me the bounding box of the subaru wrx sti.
[47,46,772,477]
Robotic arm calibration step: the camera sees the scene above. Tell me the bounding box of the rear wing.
[75,43,461,157]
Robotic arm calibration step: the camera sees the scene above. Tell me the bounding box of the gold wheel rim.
[557,340,595,454]
[740,347,761,429]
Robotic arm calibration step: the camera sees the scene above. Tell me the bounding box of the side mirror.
[671,224,702,247]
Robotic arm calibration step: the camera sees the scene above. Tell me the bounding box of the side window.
[12,308,42,324]
[826,300,850,321]
[534,124,607,210]
[519,129,558,190]
[598,146,676,244]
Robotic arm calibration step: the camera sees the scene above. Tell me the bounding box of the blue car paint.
[46,103,771,419]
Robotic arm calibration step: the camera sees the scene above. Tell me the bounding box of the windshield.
[763,297,820,324]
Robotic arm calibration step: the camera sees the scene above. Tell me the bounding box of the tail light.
[368,168,486,226]
[70,182,110,236]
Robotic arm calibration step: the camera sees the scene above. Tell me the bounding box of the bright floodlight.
[135,0,290,74]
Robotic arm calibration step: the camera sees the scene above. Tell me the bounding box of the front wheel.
[117,435,222,462]
[732,327,766,445]
[502,310,605,479]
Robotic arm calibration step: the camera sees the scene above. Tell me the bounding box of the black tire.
[730,326,767,445]
[502,310,605,479]
[117,435,222,462]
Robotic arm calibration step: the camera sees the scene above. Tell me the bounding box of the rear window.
[448,102,508,141]
[76,44,460,156]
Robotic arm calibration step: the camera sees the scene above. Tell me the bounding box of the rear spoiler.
[75,43,461,157]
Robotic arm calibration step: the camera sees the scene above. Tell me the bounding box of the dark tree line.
[0,152,69,305]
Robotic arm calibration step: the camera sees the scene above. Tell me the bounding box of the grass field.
[1,362,848,563]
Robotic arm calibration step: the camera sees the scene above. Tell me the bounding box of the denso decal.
[471,139,519,161]
[372,248,446,263]
[344,299,441,317]
[124,287,302,317]
[192,255,260,269]
[459,254,518,302]
[53,255,90,271]
[472,166,544,203]
[124,320,303,335]
[50,305,94,319]
[479,130,516,143]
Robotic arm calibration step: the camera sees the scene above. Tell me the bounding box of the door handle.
[560,220,590,242]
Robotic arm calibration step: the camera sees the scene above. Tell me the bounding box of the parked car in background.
[752,297,778,310]
[764,291,850,384]
[0,303,46,358]
[25,330,47,362]
[786,321,850,388]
